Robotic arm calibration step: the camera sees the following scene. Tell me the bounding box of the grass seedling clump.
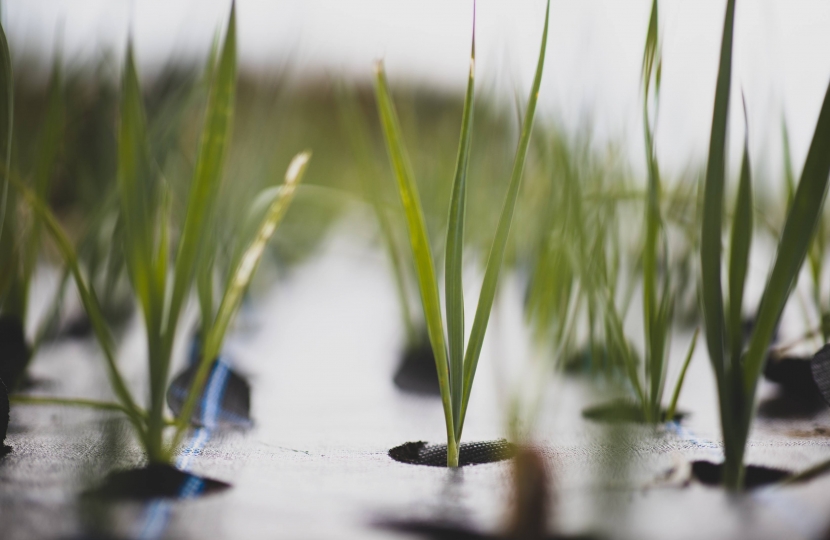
[0,20,68,390]
[11,5,311,466]
[374,1,549,467]
[699,0,830,490]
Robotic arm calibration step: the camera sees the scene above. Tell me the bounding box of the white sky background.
[6,0,830,183]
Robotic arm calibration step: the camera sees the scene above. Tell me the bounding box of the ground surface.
[3,224,830,540]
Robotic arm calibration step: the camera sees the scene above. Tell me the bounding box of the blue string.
[135,356,230,540]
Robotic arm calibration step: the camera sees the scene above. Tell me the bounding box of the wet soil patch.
[88,464,230,500]
[167,359,251,428]
[582,399,685,424]
[393,338,439,395]
[690,460,791,489]
[379,519,599,540]
[389,440,516,467]
[0,315,30,391]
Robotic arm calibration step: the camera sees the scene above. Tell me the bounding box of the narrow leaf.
[728,111,752,366]
[457,0,550,437]
[173,151,310,447]
[374,62,455,448]
[446,19,475,438]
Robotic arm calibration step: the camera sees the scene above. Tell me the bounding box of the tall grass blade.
[728,112,752,365]
[666,328,699,422]
[0,17,11,244]
[700,0,735,385]
[374,62,456,463]
[458,0,549,437]
[165,4,236,352]
[173,151,310,448]
[334,84,416,345]
[10,176,144,434]
[446,18,475,439]
[742,80,830,400]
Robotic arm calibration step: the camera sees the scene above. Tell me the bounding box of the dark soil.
[760,354,826,418]
[389,440,516,467]
[380,519,599,540]
[810,344,830,407]
[0,315,30,391]
[88,463,230,500]
[0,376,9,455]
[582,399,685,424]
[167,358,251,428]
[393,338,439,396]
[690,460,791,489]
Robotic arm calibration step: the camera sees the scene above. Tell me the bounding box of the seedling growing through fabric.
[11,5,311,465]
[699,0,830,490]
[583,0,698,425]
[374,1,550,467]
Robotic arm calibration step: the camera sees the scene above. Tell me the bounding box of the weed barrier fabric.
[0,315,28,390]
[389,440,516,467]
[7,239,830,539]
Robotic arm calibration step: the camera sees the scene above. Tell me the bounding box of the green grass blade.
[446,21,475,439]
[10,175,144,432]
[22,59,63,298]
[334,83,417,345]
[700,0,735,384]
[457,0,549,438]
[0,17,12,245]
[642,0,664,417]
[666,328,699,422]
[173,151,310,448]
[743,78,830,398]
[165,3,236,353]
[374,62,456,460]
[10,395,136,416]
[728,116,752,365]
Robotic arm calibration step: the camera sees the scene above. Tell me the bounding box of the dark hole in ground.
[379,519,600,540]
[0,315,30,391]
[167,358,251,428]
[389,440,516,467]
[582,399,685,424]
[88,464,230,500]
[393,337,439,396]
[690,460,791,489]
[0,376,9,455]
[810,344,830,407]
[761,354,826,418]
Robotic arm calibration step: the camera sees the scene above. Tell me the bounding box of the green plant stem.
[457,0,549,441]
[10,395,136,417]
[666,328,698,422]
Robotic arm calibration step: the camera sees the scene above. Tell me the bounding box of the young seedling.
[11,5,311,466]
[700,0,830,490]
[374,1,549,467]
[583,0,698,424]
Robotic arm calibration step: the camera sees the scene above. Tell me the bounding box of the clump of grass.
[0,21,67,389]
[699,0,830,490]
[374,1,549,467]
[581,0,698,424]
[11,5,311,465]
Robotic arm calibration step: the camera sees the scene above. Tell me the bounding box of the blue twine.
[135,356,231,540]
